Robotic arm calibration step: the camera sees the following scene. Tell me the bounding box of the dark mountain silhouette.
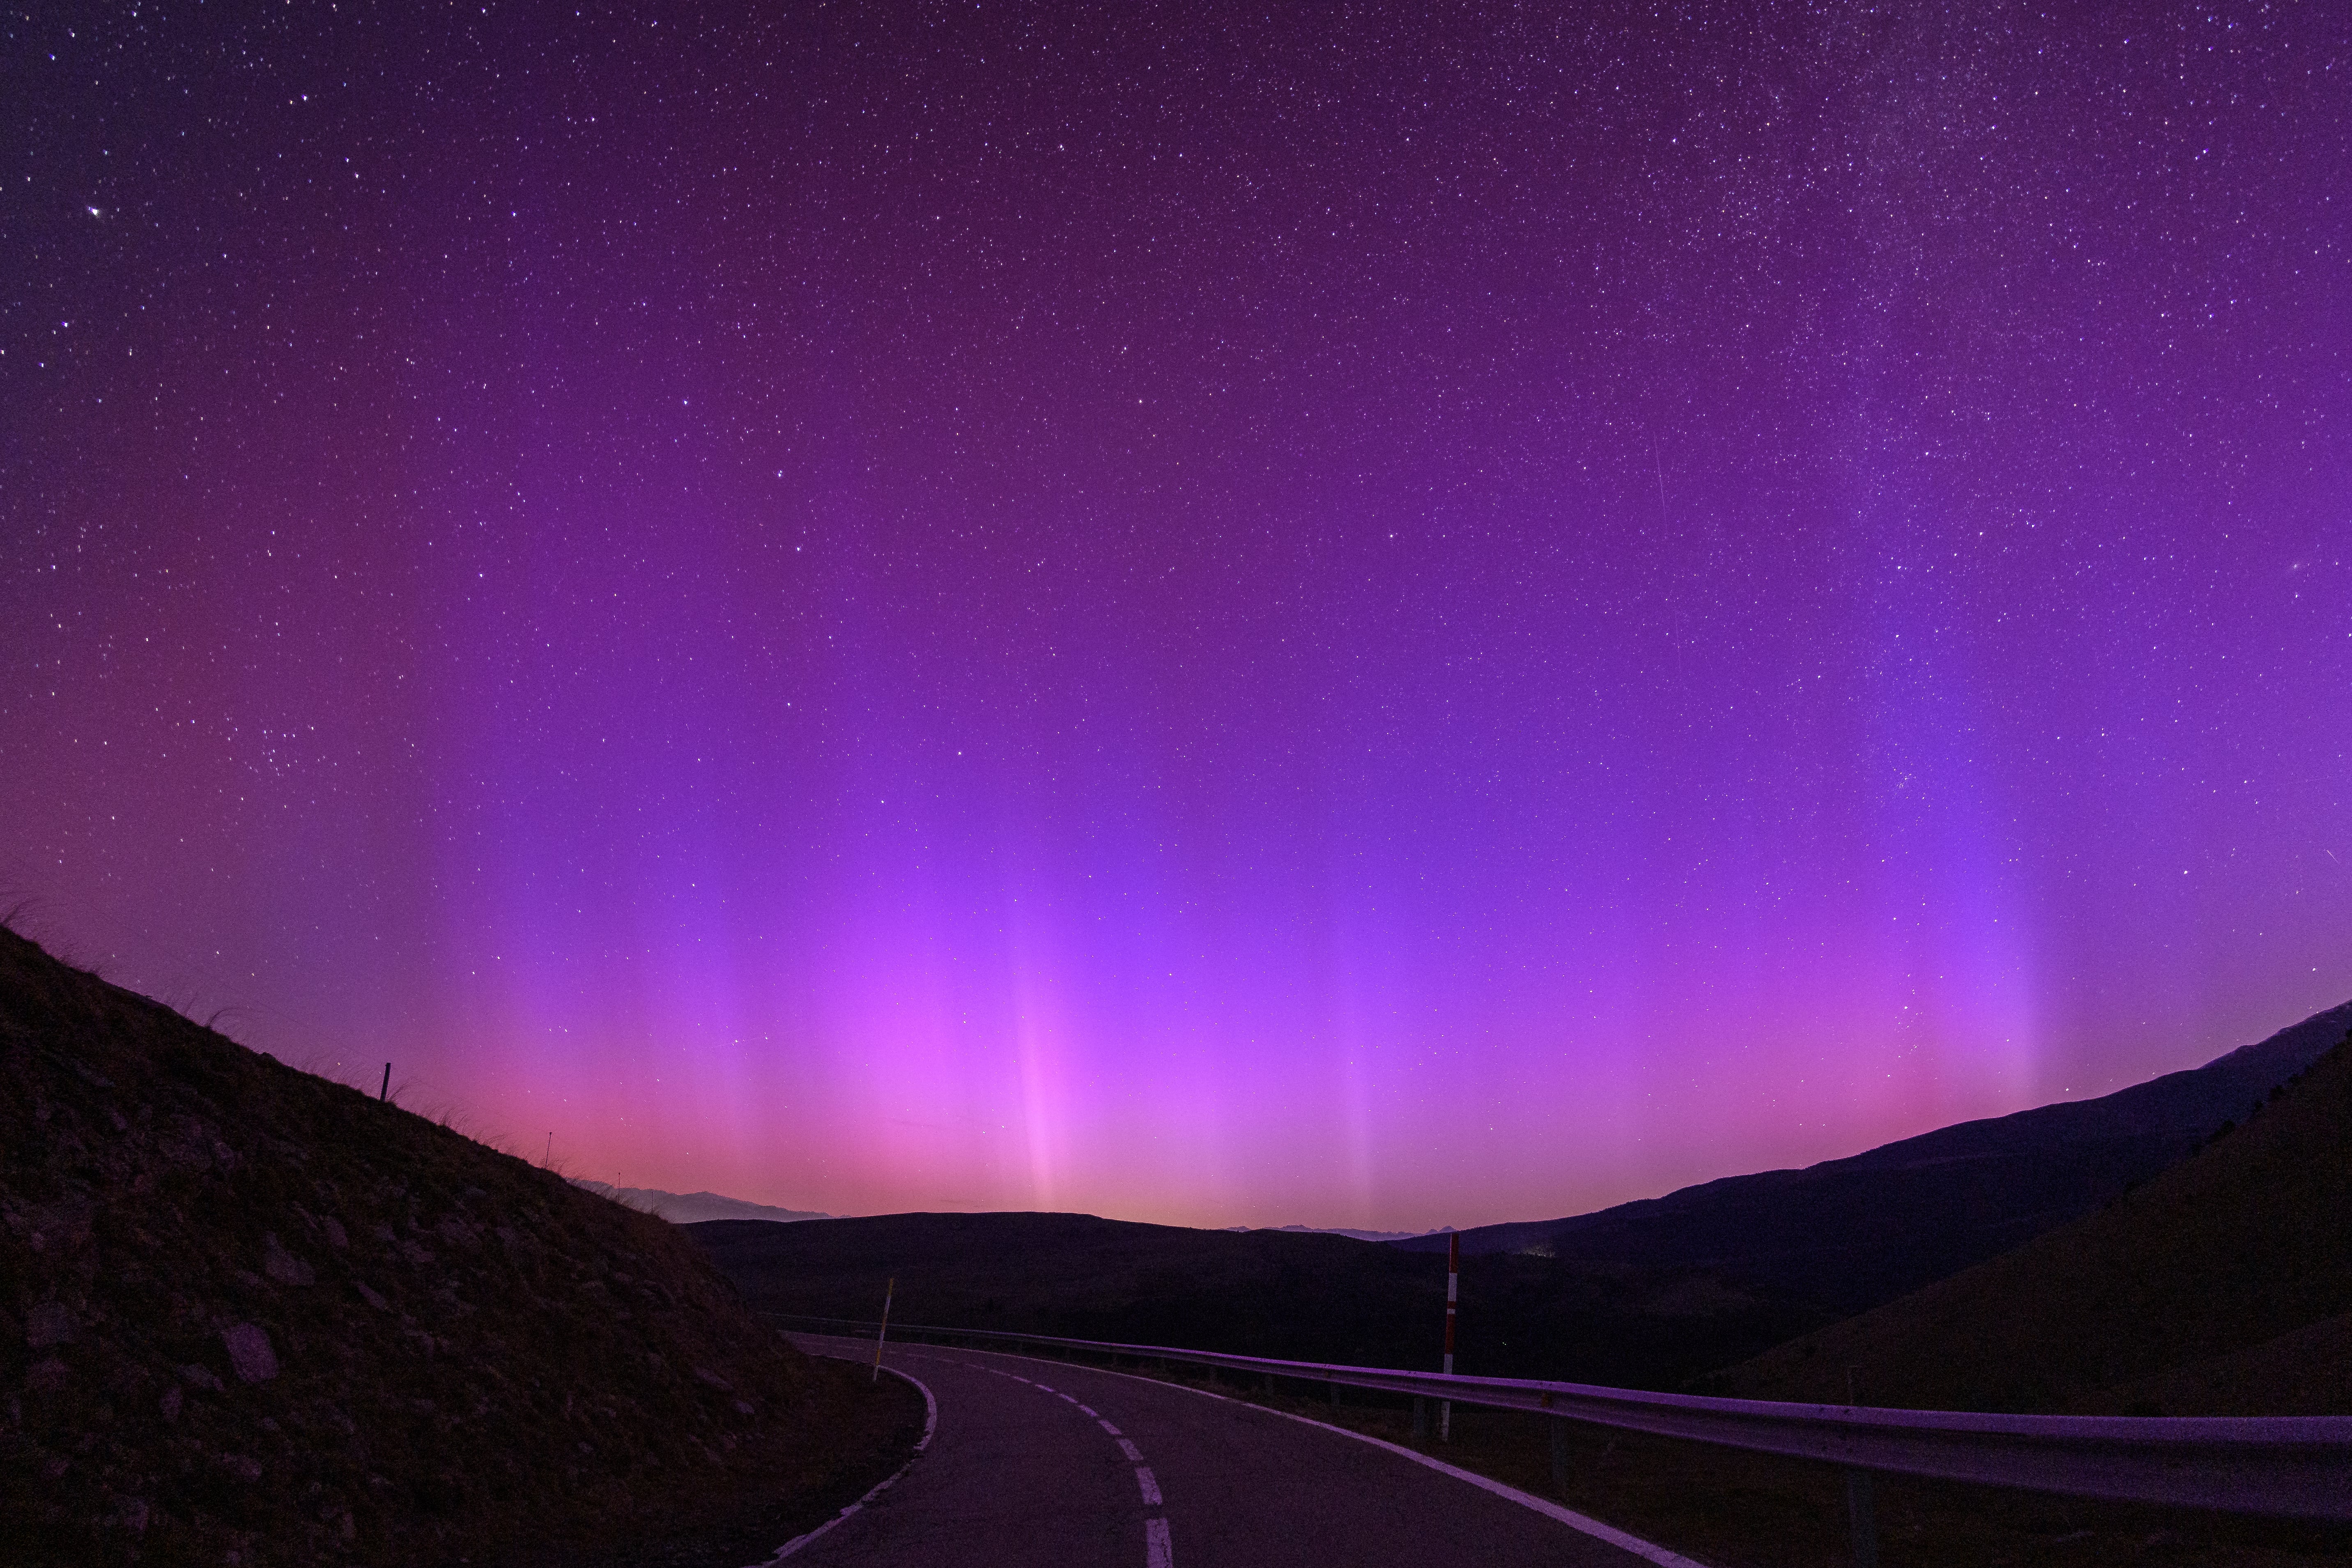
[1391,1001,2352,1316]
[0,928,915,1567]
[690,1209,1830,1392]
[1720,1023,2352,1416]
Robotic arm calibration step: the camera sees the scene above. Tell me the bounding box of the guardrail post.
[1412,1396,1428,1441]
[1843,1368,1878,1566]
[1846,1470,1878,1568]
[1328,1379,1340,1409]
[1550,1417,1568,1493]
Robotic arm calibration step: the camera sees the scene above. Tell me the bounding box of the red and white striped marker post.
[872,1276,895,1384]
[1440,1231,1458,1442]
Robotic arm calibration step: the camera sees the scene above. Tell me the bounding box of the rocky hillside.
[0,927,913,1567]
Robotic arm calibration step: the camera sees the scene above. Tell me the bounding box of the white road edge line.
[750,1360,940,1566]
[1254,1414,1715,1568]
[874,1340,1711,1568]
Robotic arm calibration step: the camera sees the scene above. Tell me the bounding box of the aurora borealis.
[5,2,2347,1230]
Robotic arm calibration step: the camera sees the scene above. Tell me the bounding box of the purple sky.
[6,2,2347,1230]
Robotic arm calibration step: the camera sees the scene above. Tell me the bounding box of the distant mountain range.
[1393,1000,2352,1316]
[572,1181,831,1225]
[574,1192,1439,1239]
[1242,1224,1450,1243]
[600,998,2352,1327]
[684,1000,2352,1395]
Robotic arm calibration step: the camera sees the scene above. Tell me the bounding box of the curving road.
[762,1333,1701,1568]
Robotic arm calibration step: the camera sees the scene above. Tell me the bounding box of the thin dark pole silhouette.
[1440,1231,1459,1442]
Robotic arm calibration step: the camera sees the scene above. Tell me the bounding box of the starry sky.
[5,2,2348,1230]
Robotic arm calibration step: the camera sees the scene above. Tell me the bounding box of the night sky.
[5,2,2347,1230]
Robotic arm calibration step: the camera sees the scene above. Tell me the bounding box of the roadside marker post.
[871,1277,895,1384]
[1440,1232,1458,1442]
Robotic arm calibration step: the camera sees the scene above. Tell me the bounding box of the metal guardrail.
[768,1312,2352,1522]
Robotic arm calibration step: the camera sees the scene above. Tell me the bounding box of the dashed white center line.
[942,1353,1174,1567]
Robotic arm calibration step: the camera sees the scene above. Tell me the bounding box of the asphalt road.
[766,1333,1699,1568]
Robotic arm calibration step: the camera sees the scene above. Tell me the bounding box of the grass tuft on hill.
[0,927,916,1567]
